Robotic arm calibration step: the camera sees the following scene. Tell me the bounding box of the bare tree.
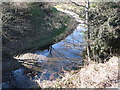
[86,0,91,64]
[71,0,91,64]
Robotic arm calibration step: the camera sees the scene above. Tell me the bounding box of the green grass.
[30,7,47,27]
[50,7,58,13]
[30,6,59,28]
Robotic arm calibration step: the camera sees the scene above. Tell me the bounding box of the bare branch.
[71,1,87,9]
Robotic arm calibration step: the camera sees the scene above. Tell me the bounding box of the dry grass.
[54,3,83,14]
[35,56,119,88]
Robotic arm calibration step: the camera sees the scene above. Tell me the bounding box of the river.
[2,8,87,88]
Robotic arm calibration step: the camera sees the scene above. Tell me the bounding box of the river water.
[2,8,87,88]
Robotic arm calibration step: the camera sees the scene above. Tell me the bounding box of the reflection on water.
[35,24,86,59]
[12,68,37,88]
[2,9,87,88]
[33,23,86,83]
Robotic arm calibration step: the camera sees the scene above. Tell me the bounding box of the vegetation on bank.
[36,56,119,88]
[35,2,120,88]
[2,2,77,56]
[88,2,120,61]
[54,2,120,61]
[2,2,120,89]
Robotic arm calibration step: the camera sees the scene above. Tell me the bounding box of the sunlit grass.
[54,3,83,13]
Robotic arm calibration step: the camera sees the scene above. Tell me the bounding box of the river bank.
[2,2,78,57]
[2,2,120,89]
[2,2,78,74]
[2,4,85,88]
[36,56,119,88]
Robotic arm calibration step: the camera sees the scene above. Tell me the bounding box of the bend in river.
[2,8,87,88]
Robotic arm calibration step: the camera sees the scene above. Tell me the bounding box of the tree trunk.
[86,0,91,63]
